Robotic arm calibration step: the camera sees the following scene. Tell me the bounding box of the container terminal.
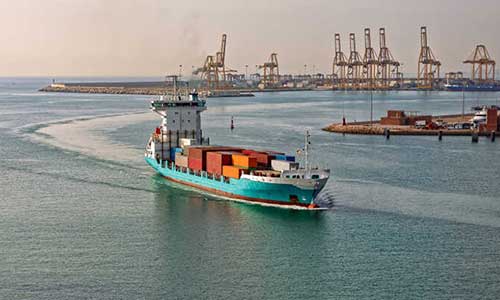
[40,27,500,96]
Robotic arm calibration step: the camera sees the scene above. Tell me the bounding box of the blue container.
[170,148,182,161]
[275,154,295,162]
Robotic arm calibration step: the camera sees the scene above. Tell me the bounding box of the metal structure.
[362,28,379,90]
[445,72,464,85]
[332,33,348,89]
[417,26,441,89]
[259,53,280,87]
[193,34,237,90]
[377,28,400,89]
[463,45,496,82]
[347,33,363,89]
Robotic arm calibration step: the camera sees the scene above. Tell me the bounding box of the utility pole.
[370,88,374,126]
[245,64,248,79]
[462,87,465,121]
[179,65,183,77]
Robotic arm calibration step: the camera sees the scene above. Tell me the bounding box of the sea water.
[1,77,499,299]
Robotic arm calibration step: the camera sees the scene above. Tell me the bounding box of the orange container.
[223,165,242,179]
[232,154,257,169]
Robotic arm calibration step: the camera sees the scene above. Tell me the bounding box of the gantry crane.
[377,28,400,89]
[332,33,348,90]
[417,26,441,89]
[347,33,363,89]
[463,45,496,83]
[362,28,379,90]
[259,53,280,88]
[193,34,237,90]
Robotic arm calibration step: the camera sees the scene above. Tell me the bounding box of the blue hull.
[446,85,500,92]
[145,157,319,207]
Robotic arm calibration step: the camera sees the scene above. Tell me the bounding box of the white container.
[271,160,299,171]
[180,138,196,149]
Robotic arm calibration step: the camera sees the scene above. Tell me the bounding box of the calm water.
[1,77,500,299]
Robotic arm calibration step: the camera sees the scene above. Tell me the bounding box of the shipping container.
[232,154,258,169]
[271,160,299,171]
[223,165,243,179]
[169,148,182,161]
[206,152,233,175]
[175,153,189,168]
[188,157,203,171]
[274,154,295,162]
[180,138,196,149]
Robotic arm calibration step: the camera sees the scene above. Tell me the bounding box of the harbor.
[324,110,500,137]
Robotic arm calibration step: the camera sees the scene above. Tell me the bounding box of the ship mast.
[304,130,311,174]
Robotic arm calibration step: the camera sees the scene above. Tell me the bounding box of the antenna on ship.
[304,130,311,174]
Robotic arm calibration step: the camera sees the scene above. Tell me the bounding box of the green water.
[1,78,500,299]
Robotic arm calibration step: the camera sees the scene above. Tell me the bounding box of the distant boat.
[445,83,500,92]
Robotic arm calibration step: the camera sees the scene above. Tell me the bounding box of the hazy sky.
[1,0,499,76]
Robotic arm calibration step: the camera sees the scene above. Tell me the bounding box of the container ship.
[144,80,330,209]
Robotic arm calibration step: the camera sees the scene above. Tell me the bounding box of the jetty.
[324,110,499,137]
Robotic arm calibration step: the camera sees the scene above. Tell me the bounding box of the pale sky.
[1,0,499,77]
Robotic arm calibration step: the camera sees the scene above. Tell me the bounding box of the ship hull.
[146,157,323,208]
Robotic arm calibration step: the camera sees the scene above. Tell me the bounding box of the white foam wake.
[30,112,156,164]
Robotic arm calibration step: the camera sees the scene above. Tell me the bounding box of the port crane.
[332,33,348,90]
[377,28,400,89]
[193,34,237,91]
[259,53,280,88]
[464,45,496,83]
[347,33,363,90]
[362,28,379,90]
[417,26,441,89]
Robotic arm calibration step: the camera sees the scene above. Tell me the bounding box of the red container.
[486,108,498,131]
[253,152,274,166]
[206,152,233,175]
[188,157,203,171]
[242,149,255,155]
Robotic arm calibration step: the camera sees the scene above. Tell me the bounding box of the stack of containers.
[206,152,233,176]
[187,146,243,172]
[232,153,257,169]
[242,149,282,167]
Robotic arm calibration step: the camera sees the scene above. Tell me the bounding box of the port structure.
[463,45,496,83]
[194,34,237,91]
[445,72,464,85]
[362,28,379,90]
[346,33,363,90]
[377,28,400,89]
[417,26,441,89]
[258,53,280,88]
[332,33,348,90]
